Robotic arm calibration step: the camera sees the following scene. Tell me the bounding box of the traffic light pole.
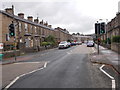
[12,5,17,61]
[97,21,99,54]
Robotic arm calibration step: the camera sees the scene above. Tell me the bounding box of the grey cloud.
[2,2,96,34]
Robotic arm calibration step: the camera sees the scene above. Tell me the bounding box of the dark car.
[70,42,76,46]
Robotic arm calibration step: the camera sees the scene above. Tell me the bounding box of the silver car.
[58,41,69,49]
[87,41,94,47]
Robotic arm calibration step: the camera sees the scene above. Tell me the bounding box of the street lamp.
[105,19,108,45]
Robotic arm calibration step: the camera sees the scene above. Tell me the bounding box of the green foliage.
[42,35,56,47]
[41,42,48,46]
[102,40,107,44]
[101,38,111,44]
[107,38,111,44]
[45,35,55,43]
[112,36,120,43]
[67,39,71,42]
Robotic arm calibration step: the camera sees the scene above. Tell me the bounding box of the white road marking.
[67,52,70,54]
[112,80,116,90]
[99,65,115,90]
[13,62,41,64]
[4,62,47,89]
[5,77,20,89]
[44,62,47,68]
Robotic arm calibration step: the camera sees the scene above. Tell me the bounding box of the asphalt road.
[8,44,111,88]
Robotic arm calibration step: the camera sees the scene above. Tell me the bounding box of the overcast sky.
[0,0,120,34]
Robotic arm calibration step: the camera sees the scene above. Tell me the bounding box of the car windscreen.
[88,41,94,43]
[60,42,66,44]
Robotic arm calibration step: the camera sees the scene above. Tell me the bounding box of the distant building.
[72,34,93,42]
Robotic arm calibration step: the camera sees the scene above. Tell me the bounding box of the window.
[19,22,22,32]
[42,28,44,35]
[6,34,9,41]
[25,23,28,32]
[30,25,33,33]
[35,26,37,33]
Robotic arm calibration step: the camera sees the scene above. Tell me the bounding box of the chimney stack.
[48,25,52,28]
[27,16,33,22]
[34,18,39,23]
[5,8,13,14]
[18,13,24,19]
[40,20,44,24]
[5,5,14,15]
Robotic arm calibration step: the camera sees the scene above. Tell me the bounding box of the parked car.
[70,42,76,46]
[58,41,69,49]
[67,42,71,47]
[76,42,82,45]
[87,41,94,47]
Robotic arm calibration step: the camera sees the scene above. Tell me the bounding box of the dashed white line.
[44,62,48,68]
[13,62,40,64]
[67,52,70,54]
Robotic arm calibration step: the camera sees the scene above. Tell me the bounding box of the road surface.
[5,44,111,88]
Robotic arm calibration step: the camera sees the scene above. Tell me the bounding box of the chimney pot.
[5,8,14,14]
[34,18,39,23]
[18,13,24,19]
[27,16,33,22]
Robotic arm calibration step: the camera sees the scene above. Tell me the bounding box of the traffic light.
[100,22,105,34]
[9,23,15,36]
[95,23,100,34]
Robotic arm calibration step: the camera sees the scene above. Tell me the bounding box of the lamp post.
[105,19,108,45]
[96,21,100,54]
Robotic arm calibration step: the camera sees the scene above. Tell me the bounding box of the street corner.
[89,53,109,65]
[2,61,47,88]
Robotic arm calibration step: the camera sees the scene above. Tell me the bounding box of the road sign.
[0,43,3,49]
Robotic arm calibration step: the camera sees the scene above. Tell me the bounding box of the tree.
[76,32,80,35]
[43,35,56,47]
[72,33,76,35]
[45,35,55,43]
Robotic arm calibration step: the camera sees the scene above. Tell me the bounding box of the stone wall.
[111,43,120,54]
[3,50,20,58]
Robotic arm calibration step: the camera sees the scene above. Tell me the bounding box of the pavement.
[90,44,120,88]
[1,48,58,65]
[90,44,120,74]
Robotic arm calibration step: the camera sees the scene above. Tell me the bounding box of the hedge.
[112,36,120,43]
